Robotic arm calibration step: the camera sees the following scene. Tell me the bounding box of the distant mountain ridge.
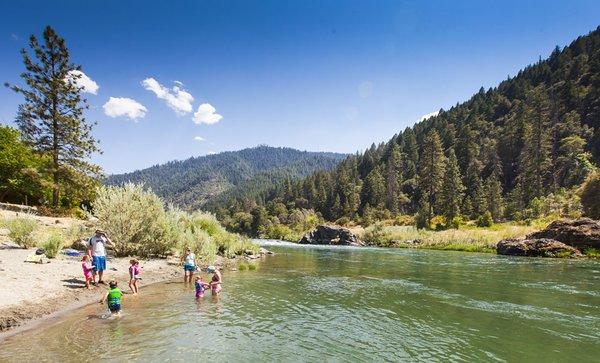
[105,146,347,210]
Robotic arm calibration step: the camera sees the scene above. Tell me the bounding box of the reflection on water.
[1,243,600,362]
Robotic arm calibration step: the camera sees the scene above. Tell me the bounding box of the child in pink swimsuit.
[82,255,93,289]
[129,259,141,295]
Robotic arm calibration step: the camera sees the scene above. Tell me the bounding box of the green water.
[1,242,599,362]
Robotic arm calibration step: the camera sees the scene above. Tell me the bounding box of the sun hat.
[207,266,216,273]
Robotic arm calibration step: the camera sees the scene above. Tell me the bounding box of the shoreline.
[0,247,250,339]
[0,273,180,342]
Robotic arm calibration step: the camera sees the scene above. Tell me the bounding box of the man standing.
[87,230,113,285]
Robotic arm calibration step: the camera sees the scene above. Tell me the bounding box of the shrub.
[4,217,38,248]
[580,172,600,219]
[178,229,217,264]
[93,183,173,257]
[63,224,91,248]
[93,183,254,259]
[189,211,224,236]
[584,248,600,258]
[42,232,63,258]
[393,215,414,226]
[335,216,351,227]
[476,211,493,227]
[363,223,392,247]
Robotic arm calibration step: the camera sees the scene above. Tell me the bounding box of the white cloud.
[66,70,99,95]
[419,111,439,121]
[207,151,217,155]
[194,136,205,142]
[103,97,147,121]
[10,33,19,41]
[358,81,373,98]
[142,77,193,115]
[193,103,223,125]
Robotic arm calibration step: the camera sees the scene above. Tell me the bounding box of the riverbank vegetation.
[1,183,256,263]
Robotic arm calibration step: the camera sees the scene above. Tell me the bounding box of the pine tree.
[484,175,505,221]
[362,167,386,210]
[6,26,100,208]
[418,130,445,224]
[517,88,552,205]
[439,149,464,224]
[385,145,404,213]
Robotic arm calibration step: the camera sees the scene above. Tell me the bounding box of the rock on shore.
[526,218,600,249]
[497,218,600,257]
[299,225,364,246]
[496,238,581,257]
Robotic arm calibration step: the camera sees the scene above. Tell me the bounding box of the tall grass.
[42,232,64,258]
[361,223,540,253]
[3,216,38,248]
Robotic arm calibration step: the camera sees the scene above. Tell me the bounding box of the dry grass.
[360,221,545,253]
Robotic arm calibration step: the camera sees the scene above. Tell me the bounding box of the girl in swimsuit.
[207,266,222,295]
[194,276,210,299]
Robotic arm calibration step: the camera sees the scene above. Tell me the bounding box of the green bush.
[178,228,218,264]
[476,211,493,227]
[93,183,170,257]
[93,183,255,259]
[393,215,414,226]
[363,223,393,247]
[4,217,38,248]
[42,232,63,258]
[189,211,224,236]
[580,172,600,219]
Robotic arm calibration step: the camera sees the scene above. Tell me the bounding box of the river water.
[1,241,599,362]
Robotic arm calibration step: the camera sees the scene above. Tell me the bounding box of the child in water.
[128,259,141,295]
[100,280,124,316]
[207,266,222,296]
[82,255,94,289]
[194,276,210,299]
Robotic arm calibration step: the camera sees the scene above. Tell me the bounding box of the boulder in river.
[496,238,581,257]
[299,225,364,246]
[526,218,600,249]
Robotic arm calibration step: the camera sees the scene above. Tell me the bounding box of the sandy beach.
[0,247,184,333]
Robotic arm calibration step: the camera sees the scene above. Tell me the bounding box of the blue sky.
[1,1,599,174]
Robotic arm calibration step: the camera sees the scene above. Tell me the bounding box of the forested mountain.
[105,146,346,210]
[215,26,600,235]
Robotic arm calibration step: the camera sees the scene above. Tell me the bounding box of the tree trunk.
[52,97,59,209]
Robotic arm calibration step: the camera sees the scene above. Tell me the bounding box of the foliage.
[210,27,600,234]
[6,26,101,209]
[583,248,600,258]
[93,183,168,257]
[476,211,493,227]
[0,126,51,204]
[580,172,600,219]
[92,183,255,259]
[42,232,63,258]
[3,217,38,248]
[107,146,346,211]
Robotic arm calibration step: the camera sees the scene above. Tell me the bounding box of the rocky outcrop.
[496,238,581,257]
[526,218,600,249]
[299,225,364,246]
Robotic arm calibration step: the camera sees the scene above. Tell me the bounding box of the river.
[1,241,599,362]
